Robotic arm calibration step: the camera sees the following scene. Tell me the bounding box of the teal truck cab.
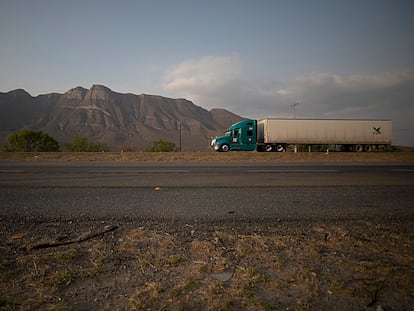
[211,119,257,152]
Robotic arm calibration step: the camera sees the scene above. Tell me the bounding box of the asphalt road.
[1,162,413,222]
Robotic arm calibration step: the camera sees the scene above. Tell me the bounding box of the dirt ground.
[1,152,413,310]
[1,219,413,311]
[1,150,414,163]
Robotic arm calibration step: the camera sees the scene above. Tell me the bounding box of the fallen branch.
[29,225,119,250]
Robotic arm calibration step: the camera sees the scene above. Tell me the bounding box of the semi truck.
[211,118,392,152]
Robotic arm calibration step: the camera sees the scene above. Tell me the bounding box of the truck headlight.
[211,138,216,146]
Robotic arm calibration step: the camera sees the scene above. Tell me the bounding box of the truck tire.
[220,144,230,152]
[354,144,364,152]
[364,145,372,152]
[276,144,285,152]
[264,144,273,152]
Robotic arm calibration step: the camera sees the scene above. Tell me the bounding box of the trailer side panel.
[258,119,392,145]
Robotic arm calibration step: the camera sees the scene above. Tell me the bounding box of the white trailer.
[257,118,392,152]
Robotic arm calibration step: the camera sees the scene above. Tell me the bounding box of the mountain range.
[0,85,243,151]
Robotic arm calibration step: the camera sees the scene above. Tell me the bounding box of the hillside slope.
[0,85,242,151]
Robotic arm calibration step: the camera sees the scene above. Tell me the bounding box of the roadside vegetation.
[1,130,108,152]
[1,129,60,152]
[65,136,109,152]
[144,139,178,152]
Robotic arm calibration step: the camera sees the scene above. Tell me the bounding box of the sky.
[1,0,413,145]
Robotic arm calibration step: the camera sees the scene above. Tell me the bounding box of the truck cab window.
[232,129,240,143]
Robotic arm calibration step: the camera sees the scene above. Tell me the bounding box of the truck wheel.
[264,144,273,152]
[276,145,285,152]
[220,144,230,152]
[354,144,363,152]
[364,145,372,152]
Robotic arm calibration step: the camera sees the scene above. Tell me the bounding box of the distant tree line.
[1,130,179,152]
[1,130,60,152]
[65,136,109,152]
[1,130,109,152]
[144,139,178,152]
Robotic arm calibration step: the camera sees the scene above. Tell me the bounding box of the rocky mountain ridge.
[0,85,243,151]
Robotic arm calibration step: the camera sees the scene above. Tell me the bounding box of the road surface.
[0,162,413,222]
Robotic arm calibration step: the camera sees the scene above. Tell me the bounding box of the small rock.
[208,267,236,282]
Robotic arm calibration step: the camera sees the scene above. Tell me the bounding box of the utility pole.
[291,101,299,119]
[179,121,182,152]
[291,101,299,153]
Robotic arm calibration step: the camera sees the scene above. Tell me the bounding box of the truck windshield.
[225,131,231,136]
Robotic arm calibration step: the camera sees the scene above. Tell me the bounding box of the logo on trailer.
[373,127,382,135]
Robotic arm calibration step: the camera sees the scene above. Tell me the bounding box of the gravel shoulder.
[1,152,413,310]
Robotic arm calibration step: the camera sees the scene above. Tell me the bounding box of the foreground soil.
[1,219,413,310]
[1,152,413,310]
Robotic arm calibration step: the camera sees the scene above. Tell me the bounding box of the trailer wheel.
[276,144,285,152]
[220,144,230,152]
[364,145,372,152]
[354,144,363,152]
[264,144,273,152]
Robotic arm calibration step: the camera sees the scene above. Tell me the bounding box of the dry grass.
[1,220,413,310]
[0,151,414,163]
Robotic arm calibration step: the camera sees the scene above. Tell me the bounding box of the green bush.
[2,130,60,152]
[145,140,178,152]
[66,136,109,152]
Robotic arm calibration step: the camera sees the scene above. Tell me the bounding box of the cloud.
[281,70,414,97]
[163,54,253,110]
[269,70,414,145]
[163,55,414,145]
[276,70,414,116]
[163,54,243,91]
